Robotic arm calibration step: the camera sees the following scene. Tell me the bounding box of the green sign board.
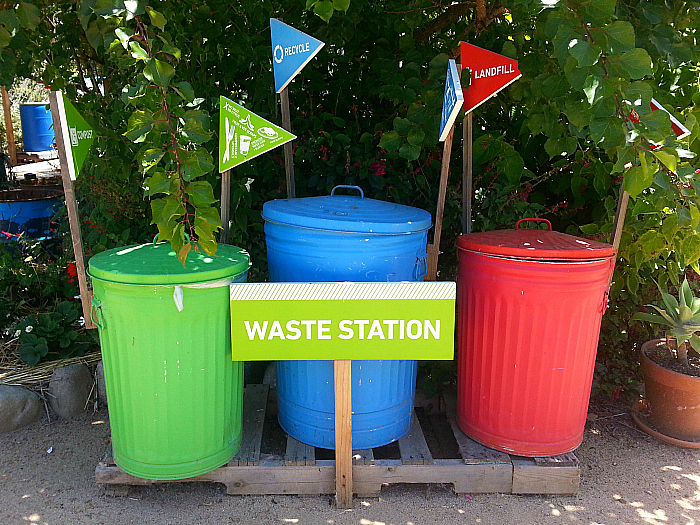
[218,96,295,172]
[62,94,95,179]
[230,282,456,361]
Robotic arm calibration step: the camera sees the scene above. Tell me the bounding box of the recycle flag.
[270,18,325,93]
[218,96,296,172]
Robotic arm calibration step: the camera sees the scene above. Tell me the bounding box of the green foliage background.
[2,0,700,395]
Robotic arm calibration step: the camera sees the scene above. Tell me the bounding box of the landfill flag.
[218,96,296,172]
[460,42,521,114]
[270,18,325,93]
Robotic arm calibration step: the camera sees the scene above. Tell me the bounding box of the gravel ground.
[1,404,699,525]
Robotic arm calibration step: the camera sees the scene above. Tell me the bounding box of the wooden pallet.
[95,384,580,497]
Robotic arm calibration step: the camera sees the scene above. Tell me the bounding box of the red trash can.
[456,219,616,456]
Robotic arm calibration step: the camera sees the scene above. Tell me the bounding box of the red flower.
[67,262,77,284]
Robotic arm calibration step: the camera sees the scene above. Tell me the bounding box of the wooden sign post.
[1,86,16,166]
[459,43,522,235]
[48,91,95,328]
[426,59,464,281]
[270,18,325,199]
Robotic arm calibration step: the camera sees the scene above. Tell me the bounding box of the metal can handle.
[330,185,364,198]
[90,297,103,330]
[515,218,552,230]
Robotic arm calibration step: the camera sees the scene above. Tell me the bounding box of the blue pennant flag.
[271,18,325,93]
[439,59,464,142]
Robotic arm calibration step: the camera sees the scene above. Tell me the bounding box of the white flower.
[14,330,21,338]
[25,325,33,333]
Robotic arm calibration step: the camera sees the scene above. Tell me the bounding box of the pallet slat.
[96,388,580,497]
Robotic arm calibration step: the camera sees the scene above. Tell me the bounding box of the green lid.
[88,242,251,285]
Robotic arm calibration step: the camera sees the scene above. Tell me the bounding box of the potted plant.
[631,278,700,446]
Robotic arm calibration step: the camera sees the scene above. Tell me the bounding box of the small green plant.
[632,278,700,372]
[14,301,94,366]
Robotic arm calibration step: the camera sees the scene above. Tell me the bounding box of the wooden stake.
[48,91,95,329]
[462,111,473,234]
[610,186,629,252]
[334,359,353,508]
[279,87,296,199]
[220,169,231,244]
[1,86,16,166]
[426,125,455,281]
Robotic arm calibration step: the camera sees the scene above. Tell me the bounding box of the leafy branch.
[94,1,220,264]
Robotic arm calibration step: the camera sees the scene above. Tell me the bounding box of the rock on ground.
[0,385,42,433]
[95,361,107,407]
[48,364,93,418]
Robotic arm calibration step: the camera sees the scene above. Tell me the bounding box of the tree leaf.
[185,180,216,206]
[399,144,421,161]
[379,130,401,151]
[143,58,175,87]
[181,118,211,144]
[129,41,149,60]
[623,166,652,197]
[407,128,425,146]
[17,1,41,30]
[603,21,635,53]
[195,206,223,229]
[569,40,601,67]
[124,110,154,143]
[332,0,350,12]
[145,6,167,30]
[619,48,653,80]
[313,0,334,22]
[652,149,677,173]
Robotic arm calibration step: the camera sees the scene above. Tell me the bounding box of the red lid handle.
[515,218,552,230]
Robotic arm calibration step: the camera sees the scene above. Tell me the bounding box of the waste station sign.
[218,96,295,172]
[439,59,464,141]
[460,42,521,114]
[55,94,95,180]
[230,281,456,361]
[270,18,325,93]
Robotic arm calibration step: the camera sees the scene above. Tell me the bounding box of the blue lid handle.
[330,185,364,198]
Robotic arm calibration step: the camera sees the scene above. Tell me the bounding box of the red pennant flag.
[460,42,521,114]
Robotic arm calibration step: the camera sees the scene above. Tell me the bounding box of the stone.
[48,364,93,418]
[96,361,108,407]
[0,385,42,433]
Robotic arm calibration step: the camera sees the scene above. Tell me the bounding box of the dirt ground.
[1,401,699,525]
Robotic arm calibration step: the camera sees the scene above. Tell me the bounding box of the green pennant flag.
[218,96,295,172]
[62,95,95,178]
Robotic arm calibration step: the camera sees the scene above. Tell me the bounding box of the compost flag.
[54,94,95,180]
[460,42,521,114]
[218,96,296,172]
[270,18,325,93]
[439,59,464,142]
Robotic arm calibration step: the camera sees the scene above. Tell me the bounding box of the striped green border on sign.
[230,282,456,361]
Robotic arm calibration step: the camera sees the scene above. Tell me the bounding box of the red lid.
[457,219,616,260]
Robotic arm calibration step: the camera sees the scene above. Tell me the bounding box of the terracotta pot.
[641,339,700,441]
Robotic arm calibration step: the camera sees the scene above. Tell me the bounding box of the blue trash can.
[20,102,55,152]
[262,185,432,449]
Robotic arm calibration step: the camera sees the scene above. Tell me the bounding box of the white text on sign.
[244,319,441,341]
[273,42,311,64]
[472,63,516,80]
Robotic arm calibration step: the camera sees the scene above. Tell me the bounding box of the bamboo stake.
[610,186,629,252]
[426,125,455,281]
[334,359,353,508]
[49,91,95,329]
[1,86,16,166]
[462,111,473,234]
[220,169,231,244]
[279,87,295,199]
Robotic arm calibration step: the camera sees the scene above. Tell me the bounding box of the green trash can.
[88,241,251,480]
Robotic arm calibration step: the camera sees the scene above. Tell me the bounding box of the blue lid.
[262,186,432,234]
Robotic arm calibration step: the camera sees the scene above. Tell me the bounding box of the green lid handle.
[153,232,191,246]
[330,185,364,198]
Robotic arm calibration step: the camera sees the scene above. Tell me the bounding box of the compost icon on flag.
[218,96,296,172]
[460,42,521,114]
[270,18,325,93]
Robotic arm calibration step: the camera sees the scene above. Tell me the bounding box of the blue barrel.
[262,185,432,449]
[20,102,55,152]
[0,187,63,241]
